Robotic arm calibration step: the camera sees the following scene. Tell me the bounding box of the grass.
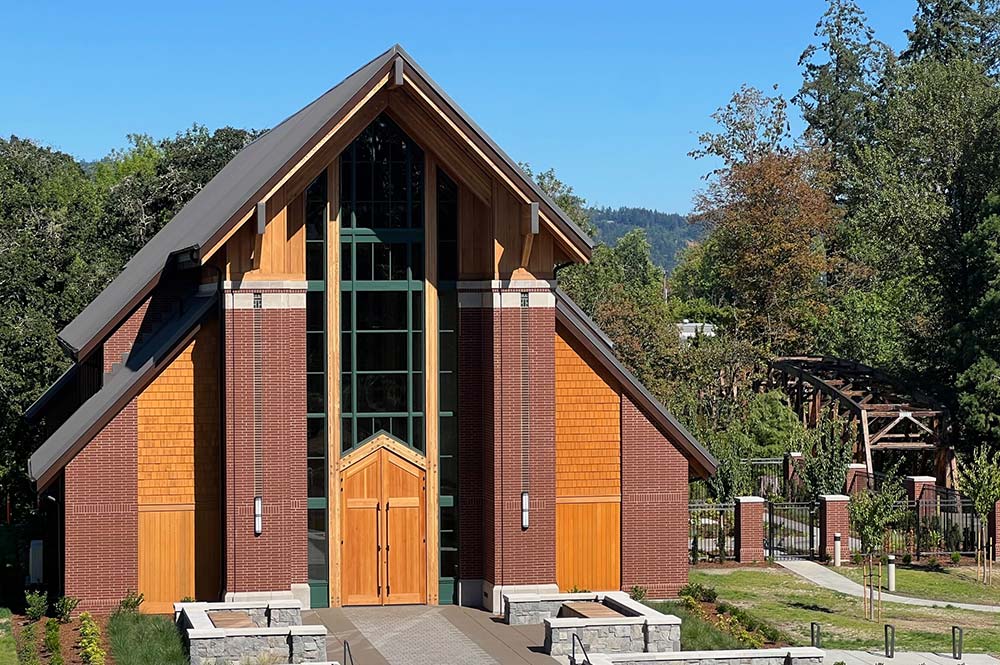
[647,601,745,650]
[691,567,1000,655]
[108,611,187,665]
[833,564,1000,605]
[0,608,14,665]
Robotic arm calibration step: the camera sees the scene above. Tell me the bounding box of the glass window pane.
[307,374,325,414]
[357,332,407,371]
[411,416,424,452]
[307,333,325,373]
[341,242,351,281]
[306,243,324,281]
[357,292,407,330]
[308,508,328,581]
[341,373,352,413]
[341,334,352,372]
[440,526,458,550]
[307,417,326,458]
[440,333,456,372]
[440,416,457,455]
[440,454,458,496]
[411,244,424,280]
[440,548,458,579]
[373,243,391,280]
[341,418,354,453]
[439,292,457,331]
[440,506,458,534]
[356,243,373,281]
[411,293,423,331]
[356,374,407,413]
[341,297,352,333]
[440,371,456,413]
[357,417,375,444]
[307,458,326,498]
[412,373,424,413]
[306,292,324,331]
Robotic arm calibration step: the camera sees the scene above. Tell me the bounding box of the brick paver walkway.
[344,605,501,665]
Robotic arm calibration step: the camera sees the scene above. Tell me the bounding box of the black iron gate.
[767,501,818,560]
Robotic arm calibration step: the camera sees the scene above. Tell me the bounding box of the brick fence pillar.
[845,463,867,495]
[819,494,850,561]
[734,497,765,563]
[904,475,937,502]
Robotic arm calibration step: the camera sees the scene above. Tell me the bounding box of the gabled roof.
[29,290,218,489]
[555,289,718,478]
[58,44,594,361]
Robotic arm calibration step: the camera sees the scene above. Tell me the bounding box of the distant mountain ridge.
[587,206,702,273]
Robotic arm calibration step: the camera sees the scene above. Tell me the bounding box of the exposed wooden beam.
[520,201,539,267]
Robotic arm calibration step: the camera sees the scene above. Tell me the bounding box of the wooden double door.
[341,445,427,605]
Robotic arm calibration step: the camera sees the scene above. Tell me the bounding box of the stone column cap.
[848,463,868,469]
[905,475,937,482]
[820,494,850,502]
[787,451,804,458]
[735,496,765,503]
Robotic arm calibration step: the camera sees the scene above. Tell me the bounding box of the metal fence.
[766,501,818,560]
[855,497,984,558]
[689,457,787,502]
[689,501,736,563]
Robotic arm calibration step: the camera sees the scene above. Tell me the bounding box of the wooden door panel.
[381,450,426,605]
[139,508,194,614]
[341,453,382,605]
[556,500,621,592]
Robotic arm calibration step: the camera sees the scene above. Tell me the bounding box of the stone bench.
[175,600,328,665]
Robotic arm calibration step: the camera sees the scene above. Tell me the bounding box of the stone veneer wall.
[587,647,825,665]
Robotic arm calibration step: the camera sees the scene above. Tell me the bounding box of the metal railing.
[343,639,355,665]
[767,501,818,560]
[852,496,985,558]
[571,633,592,665]
[689,501,736,563]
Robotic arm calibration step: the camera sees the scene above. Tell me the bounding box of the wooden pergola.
[768,356,955,486]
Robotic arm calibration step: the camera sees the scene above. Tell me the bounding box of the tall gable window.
[339,115,425,455]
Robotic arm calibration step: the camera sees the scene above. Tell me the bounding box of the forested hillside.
[588,206,701,272]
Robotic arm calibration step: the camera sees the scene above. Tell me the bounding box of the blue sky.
[1,1,913,213]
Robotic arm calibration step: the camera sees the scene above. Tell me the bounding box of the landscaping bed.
[10,612,111,665]
[691,567,1000,654]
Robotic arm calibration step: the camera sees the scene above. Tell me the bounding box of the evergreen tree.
[902,0,1000,72]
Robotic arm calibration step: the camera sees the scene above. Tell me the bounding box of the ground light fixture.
[254,496,263,535]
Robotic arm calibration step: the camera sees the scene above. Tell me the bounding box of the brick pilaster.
[905,475,937,502]
[819,494,850,560]
[845,463,868,495]
[223,285,307,594]
[734,497,765,563]
[989,500,1000,561]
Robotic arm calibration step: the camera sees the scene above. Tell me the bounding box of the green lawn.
[690,567,1000,654]
[0,609,15,665]
[108,612,187,665]
[833,565,1000,605]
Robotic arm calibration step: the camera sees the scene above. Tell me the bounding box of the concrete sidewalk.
[825,649,999,665]
[778,559,1000,613]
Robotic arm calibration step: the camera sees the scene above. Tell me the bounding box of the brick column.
[845,463,868,495]
[905,475,937,502]
[734,497,765,562]
[462,280,557,612]
[819,495,850,561]
[223,283,307,600]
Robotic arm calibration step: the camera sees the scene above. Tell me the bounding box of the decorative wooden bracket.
[252,200,266,270]
[391,57,404,88]
[520,201,539,267]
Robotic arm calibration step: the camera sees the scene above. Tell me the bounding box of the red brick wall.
[989,500,1000,561]
[621,396,689,597]
[486,299,556,586]
[819,496,850,560]
[64,304,149,613]
[734,498,765,563]
[223,291,308,593]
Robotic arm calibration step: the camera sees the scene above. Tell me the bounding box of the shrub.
[116,591,144,615]
[108,611,188,665]
[851,553,863,566]
[629,586,647,602]
[78,612,106,665]
[53,596,79,624]
[17,621,40,665]
[716,601,783,643]
[24,591,48,622]
[926,556,943,572]
[44,617,65,665]
[902,553,912,565]
[951,551,962,565]
[678,582,717,603]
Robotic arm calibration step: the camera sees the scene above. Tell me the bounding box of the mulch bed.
[690,598,789,648]
[11,613,113,665]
